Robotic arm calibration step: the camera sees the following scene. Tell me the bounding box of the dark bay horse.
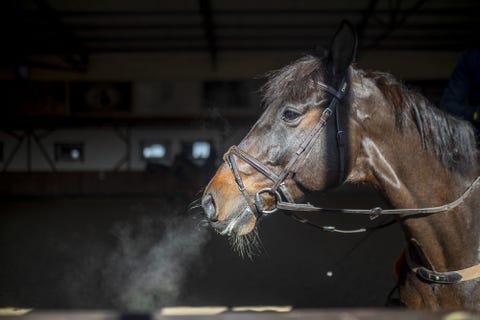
[201,21,480,310]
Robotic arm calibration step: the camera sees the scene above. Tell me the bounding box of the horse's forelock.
[261,56,326,108]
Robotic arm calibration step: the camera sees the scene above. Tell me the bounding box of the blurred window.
[141,142,169,161]
[192,141,211,159]
[55,143,84,162]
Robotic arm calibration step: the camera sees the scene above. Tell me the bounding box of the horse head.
[201,21,358,251]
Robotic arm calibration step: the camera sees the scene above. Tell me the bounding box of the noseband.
[224,78,349,217]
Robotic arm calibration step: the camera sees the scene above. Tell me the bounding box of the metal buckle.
[254,188,281,215]
[322,107,333,118]
[369,207,383,220]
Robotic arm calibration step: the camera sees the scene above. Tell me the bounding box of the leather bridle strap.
[226,152,259,217]
[271,104,334,191]
[223,71,480,223]
[224,78,348,217]
[226,146,279,183]
[277,175,480,219]
[278,80,348,190]
[334,83,348,184]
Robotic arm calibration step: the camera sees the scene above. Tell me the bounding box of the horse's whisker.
[188,198,203,212]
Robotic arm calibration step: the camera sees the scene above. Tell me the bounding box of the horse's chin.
[211,206,257,237]
[207,205,263,259]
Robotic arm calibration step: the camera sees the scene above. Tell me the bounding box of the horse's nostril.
[202,193,218,222]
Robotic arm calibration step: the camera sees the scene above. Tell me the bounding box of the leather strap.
[276,176,480,219]
[334,81,348,184]
[405,247,480,284]
[224,78,347,217]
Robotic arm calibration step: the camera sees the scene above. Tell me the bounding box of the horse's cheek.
[293,149,329,191]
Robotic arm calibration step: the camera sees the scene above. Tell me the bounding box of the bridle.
[225,76,480,220]
[222,74,480,284]
[225,77,349,218]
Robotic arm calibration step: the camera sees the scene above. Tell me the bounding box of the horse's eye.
[281,109,301,122]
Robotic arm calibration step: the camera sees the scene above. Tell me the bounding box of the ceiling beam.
[363,0,427,50]
[32,0,89,71]
[199,0,217,69]
[356,0,379,49]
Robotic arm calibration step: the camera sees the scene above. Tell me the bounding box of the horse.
[201,21,480,310]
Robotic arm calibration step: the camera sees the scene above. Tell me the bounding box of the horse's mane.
[262,55,478,175]
[362,69,478,175]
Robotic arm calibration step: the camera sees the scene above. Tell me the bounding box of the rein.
[223,76,480,284]
[277,175,480,219]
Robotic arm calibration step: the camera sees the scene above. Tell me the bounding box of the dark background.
[0,0,479,311]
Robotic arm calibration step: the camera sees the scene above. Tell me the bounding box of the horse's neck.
[350,70,480,307]
[399,183,480,272]
[371,141,480,271]
[349,71,480,270]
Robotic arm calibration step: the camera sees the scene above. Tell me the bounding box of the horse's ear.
[328,20,357,77]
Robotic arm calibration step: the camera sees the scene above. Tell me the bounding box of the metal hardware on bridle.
[255,188,282,215]
[223,76,480,233]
